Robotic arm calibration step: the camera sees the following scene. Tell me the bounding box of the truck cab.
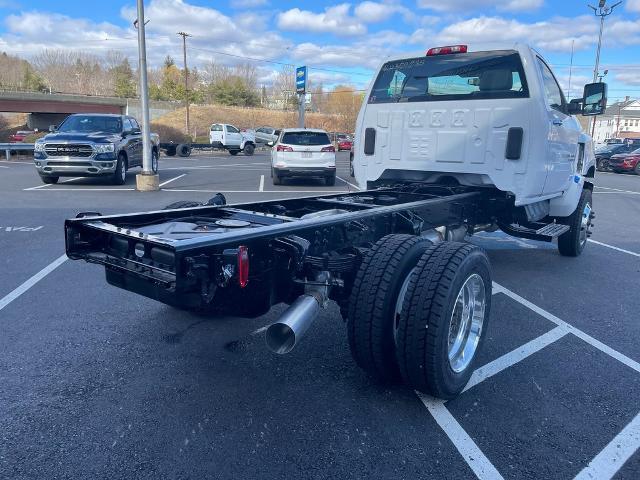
[354,43,606,217]
[209,123,256,156]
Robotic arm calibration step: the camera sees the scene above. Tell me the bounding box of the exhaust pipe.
[266,294,321,354]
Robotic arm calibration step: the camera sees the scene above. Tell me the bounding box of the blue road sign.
[296,66,307,94]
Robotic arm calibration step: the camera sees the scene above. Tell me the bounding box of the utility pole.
[587,0,622,134]
[177,31,191,137]
[134,0,159,191]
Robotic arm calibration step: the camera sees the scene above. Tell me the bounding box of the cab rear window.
[282,131,331,145]
[369,50,529,104]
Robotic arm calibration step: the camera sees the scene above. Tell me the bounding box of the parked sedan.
[271,129,336,186]
[595,143,637,171]
[336,134,353,151]
[9,130,35,142]
[608,148,640,174]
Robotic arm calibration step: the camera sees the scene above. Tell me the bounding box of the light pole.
[587,0,621,135]
[134,0,159,191]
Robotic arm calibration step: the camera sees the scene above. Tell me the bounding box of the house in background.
[592,96,640,142]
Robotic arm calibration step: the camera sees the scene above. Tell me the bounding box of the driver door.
[225,125,242,147]
[537,58,581,196]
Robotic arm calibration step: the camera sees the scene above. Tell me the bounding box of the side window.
[256,127,265,134]
[536,58,565,113]
[129,118,140,130]
[210,124,222,132]
[122,118,133,132]
[227,125,239,134]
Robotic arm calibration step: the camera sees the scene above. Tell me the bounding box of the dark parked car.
[595,143,637,171]
[33,114,159,185]
[608,147,640,174]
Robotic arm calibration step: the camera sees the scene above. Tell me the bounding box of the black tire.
[177,144,191,157]
[635,163,640,175]
[151,149,159,173]
[229,150,239,156]
[272,168,282,185]
[112,154,127,185]
[558,188,593,257]
[325,175,336,186]
[350,153,354,176]
[163,200,202,210]
[243,143,255,156]
[165,146,176,157]
[347,234,433,383]
[40,175,59,184]
[396,242,492,399]
[599,158,609,171]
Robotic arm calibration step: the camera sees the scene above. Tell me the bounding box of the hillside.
[152,104,348,143]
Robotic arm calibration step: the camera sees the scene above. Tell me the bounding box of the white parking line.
[0,160,32,164]
[23,183,52,190]
[0,254,67,312]
[60,177,82,184]
[164,188,347,194]
[594,186,640,195]
[159,174,186,187]
[259,175,264,192]
[337,176,361,190]
[25,187,135,191]
[574,412,640,480]
[0,165,8,168]
[495,282,640,375]
[463,326,567,393]
[419,394,504,480]
[588,239,640,258]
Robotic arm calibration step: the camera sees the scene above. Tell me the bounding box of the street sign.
[296,66,307,94]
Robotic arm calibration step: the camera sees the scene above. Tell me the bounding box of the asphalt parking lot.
[1,152,639,480]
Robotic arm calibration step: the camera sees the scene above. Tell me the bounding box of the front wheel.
[151,149,159,173]
[112,154,127,185]
[396,242,492,399]
[557,188,593,257]
[597,158,609,172]
[40,175,59,184]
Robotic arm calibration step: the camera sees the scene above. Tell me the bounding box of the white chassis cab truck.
[64,44,608,400]
[355,43,605,257]
[209,123,256,156]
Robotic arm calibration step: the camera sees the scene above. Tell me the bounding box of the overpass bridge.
[0,91,177,129]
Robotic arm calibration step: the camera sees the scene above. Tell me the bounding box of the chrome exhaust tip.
[266,294,321,355]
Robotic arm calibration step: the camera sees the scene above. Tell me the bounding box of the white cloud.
[614,72,640,86]
[354,2,400,23]
[626,0,640,12]
[277,4,367,36]
[429,15,600,52]
[230,0,269,8]
[417,0,543,13]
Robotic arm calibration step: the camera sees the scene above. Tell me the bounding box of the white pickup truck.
[209,123,256,156]
[355,43,606,256]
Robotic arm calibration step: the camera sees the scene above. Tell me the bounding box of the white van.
[354,43,606,221]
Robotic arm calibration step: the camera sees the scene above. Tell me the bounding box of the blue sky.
[1,0,639,101]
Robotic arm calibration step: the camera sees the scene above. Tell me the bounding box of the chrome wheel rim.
[152,153,158,173]
[120,160,126,182]
[448,273,486,373]
[579,202,592,248]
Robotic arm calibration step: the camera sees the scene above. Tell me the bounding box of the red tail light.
[237,245,249,288]
[321,145,335,152]
[427,45,468,56]
[277,145,293,152]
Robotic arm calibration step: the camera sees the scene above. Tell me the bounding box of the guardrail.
[0,143,34,161]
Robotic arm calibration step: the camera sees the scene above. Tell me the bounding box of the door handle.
[552,120,563,126]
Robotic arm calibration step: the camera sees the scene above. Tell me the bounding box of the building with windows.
[592,97,640,142]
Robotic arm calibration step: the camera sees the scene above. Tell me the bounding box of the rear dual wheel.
[348,236,491,399]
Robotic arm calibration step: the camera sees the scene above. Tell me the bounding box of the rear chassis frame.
[65,184,508,318]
